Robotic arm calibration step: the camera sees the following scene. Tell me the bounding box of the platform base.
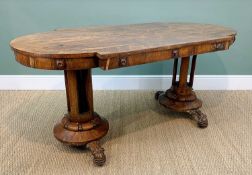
[53,112,109,166]
[155,90,208,128]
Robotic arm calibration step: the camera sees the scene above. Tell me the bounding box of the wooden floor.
[1,91,252,175]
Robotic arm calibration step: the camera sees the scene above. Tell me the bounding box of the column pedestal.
[53,70,109,166]
[155,56,208,128]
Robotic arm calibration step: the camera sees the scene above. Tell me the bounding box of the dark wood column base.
[155,56,208,128]
[52,69,109,166]
[53,112,109,166]
[155,91,208,128]
[53,112,109,146]
[157,91,202,112]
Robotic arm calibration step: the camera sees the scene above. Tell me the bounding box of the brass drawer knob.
[119,57,128,67]
[172,49,179,58]
[56,60,65,69]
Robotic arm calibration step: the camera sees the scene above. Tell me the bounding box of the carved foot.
[86,141,106,166]
[155,91,164,100]
[187,109,208,128]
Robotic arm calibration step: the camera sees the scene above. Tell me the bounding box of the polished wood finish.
[156,56,207,128]
[53,69,109,166]
[10,23,236,70]
[10,22,236,166]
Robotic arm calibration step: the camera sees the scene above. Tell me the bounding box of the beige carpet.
[0,91,252,175]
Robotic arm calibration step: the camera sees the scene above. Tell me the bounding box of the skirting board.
[0,75,251,90]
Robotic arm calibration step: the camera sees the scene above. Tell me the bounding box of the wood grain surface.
[9,22,237,166]
[10,22,236,70]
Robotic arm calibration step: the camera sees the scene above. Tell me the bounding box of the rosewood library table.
[10,23,236,166]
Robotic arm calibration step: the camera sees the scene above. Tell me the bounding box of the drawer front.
[99,40,233,70]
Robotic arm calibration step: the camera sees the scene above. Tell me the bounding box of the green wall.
[0,0,251,75]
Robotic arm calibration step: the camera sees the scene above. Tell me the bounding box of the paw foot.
[187,109,208,128]
[87,141,106,166]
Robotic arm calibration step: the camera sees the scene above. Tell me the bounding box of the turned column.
[53,69,109,166]
[155,56,208,128]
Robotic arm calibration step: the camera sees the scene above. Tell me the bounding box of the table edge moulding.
[10,22,237,166]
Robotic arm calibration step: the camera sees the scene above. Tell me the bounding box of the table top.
[10,22,236,70]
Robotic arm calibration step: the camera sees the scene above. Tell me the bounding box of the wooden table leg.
[155,56,208,128]
[53,69,109,166]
